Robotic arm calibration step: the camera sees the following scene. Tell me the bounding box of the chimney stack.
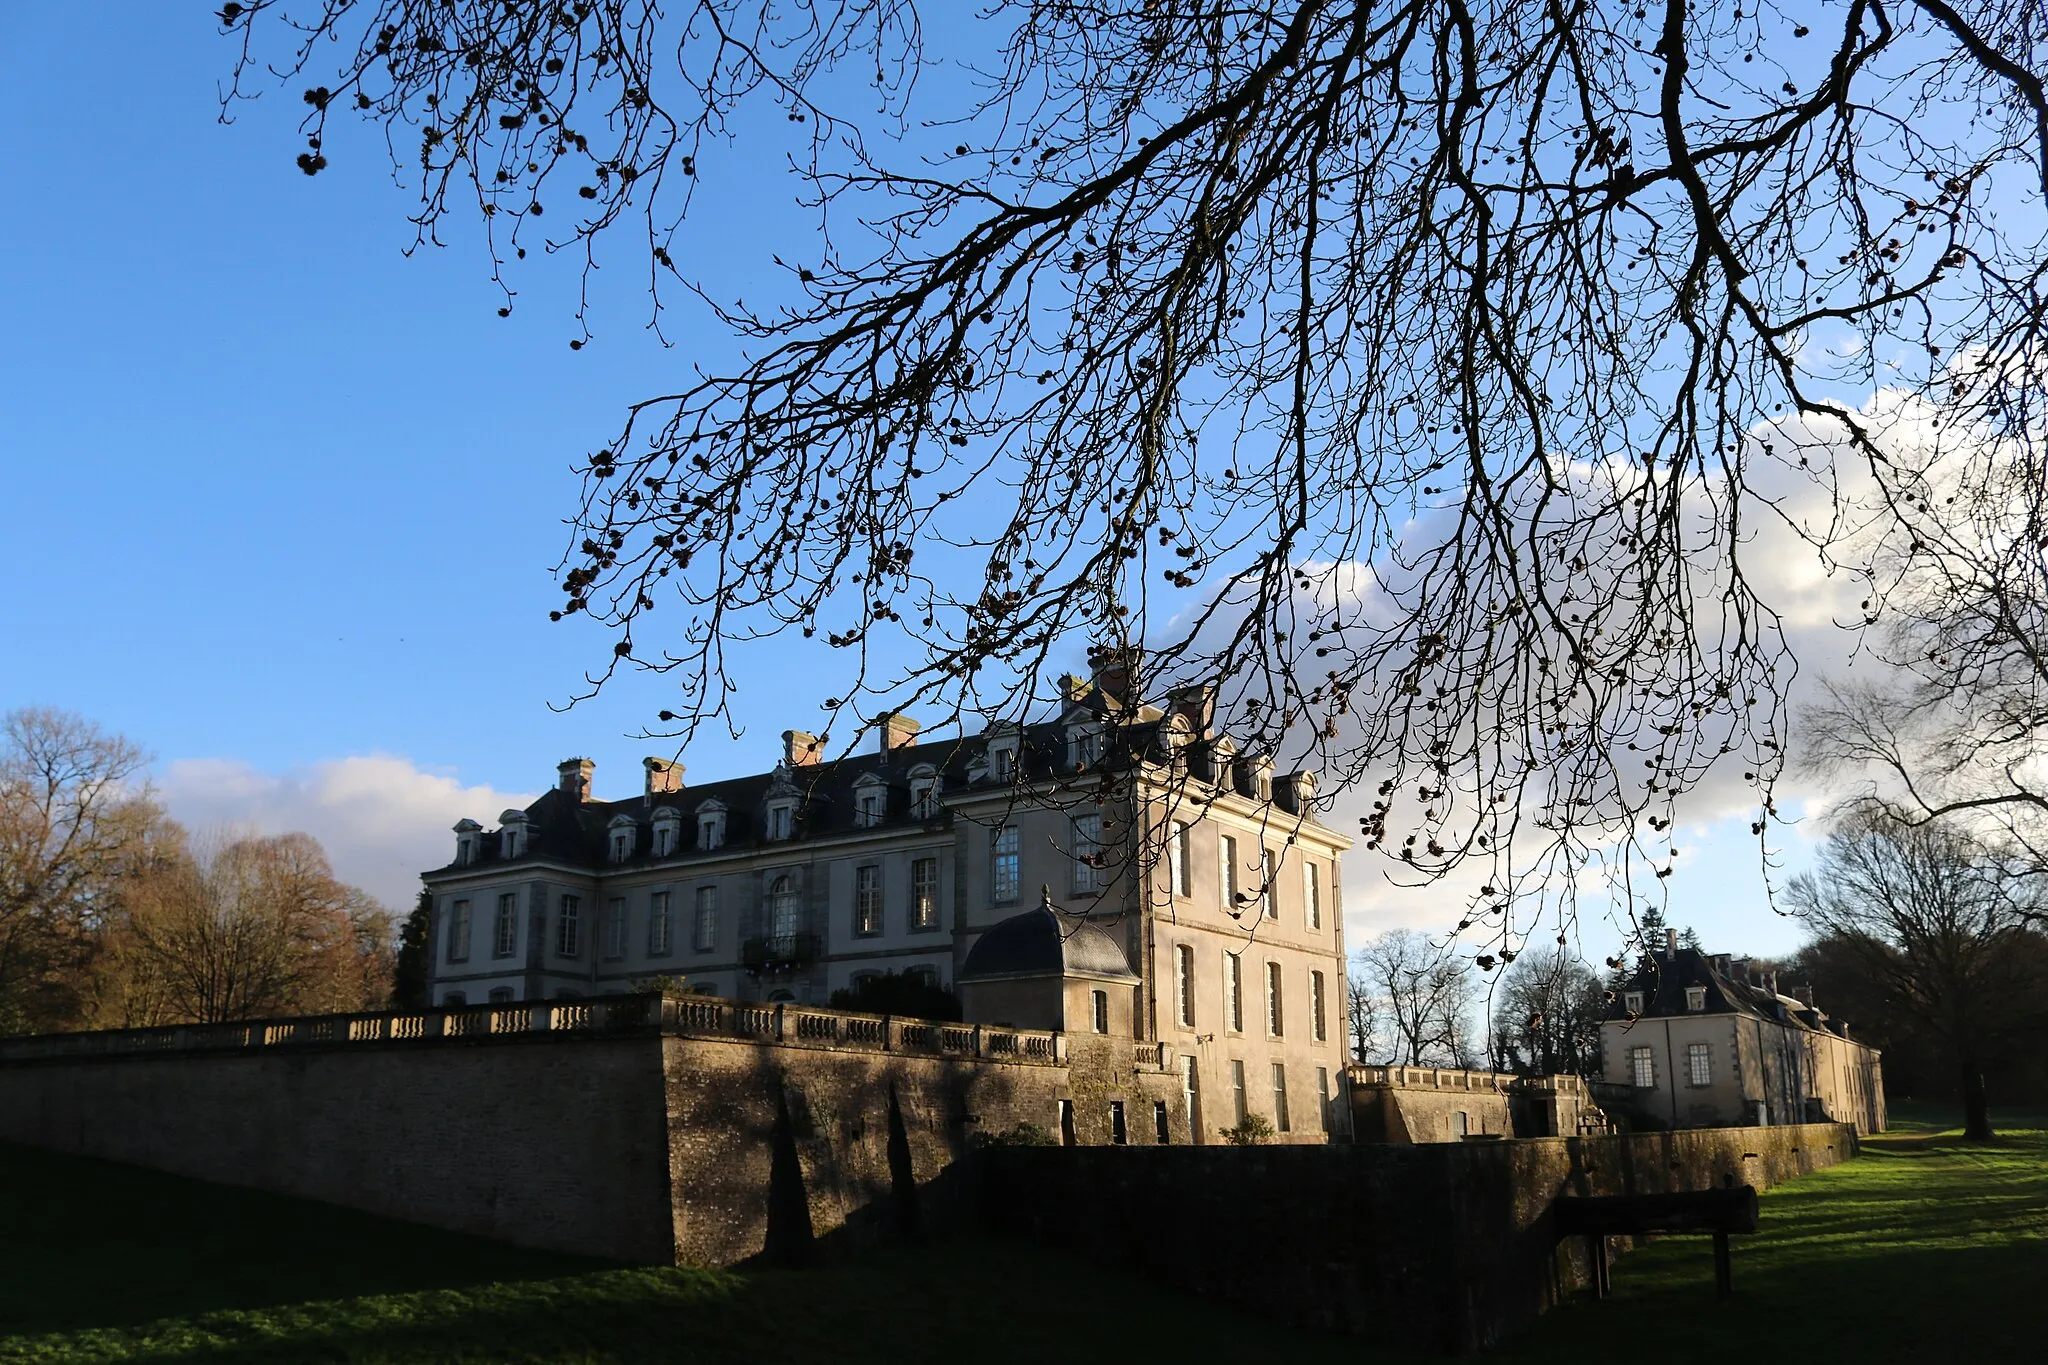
[783,729,822,768]
[879,712,922,755]
[1088,643,1144,707]
[643,757,685,797]
[557,758,595,802]
[1058,673,1094,704]
[1664,927,1678,957]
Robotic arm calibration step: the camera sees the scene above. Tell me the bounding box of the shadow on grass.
[0,1143,608,1335]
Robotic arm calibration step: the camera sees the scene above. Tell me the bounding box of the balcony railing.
[740,933,821,975]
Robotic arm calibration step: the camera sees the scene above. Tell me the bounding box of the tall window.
[502,825,523,859]
[1271,1063,1291,1132]
[693,886,718,952]
[1687,1041,1713,1087]
[604,898,628,959]
[1315,1066,1331,1132]
[1068,726,1100,768]
[1311,970,1327,1043]
[1304,861,1321,930]
[648,891,673,956]
[653,819,678,857]
[1176,944,1196,1028]
[992,826,1020,903]
[610,826,633,863]
[1169,822,1191,897]
[1629,1045,1655,1088]
[1071,814,1103,893]
[1091,989,1109,1033]
[1231,1059,1248,1125]
[766,803,794,840]
[1218,835,1239,912]
[1259,847,1275,919]
[856,789,884,828]
[854,865,883,936]
[911,857,939,930]
[446,899,470,963]
[910,771,938,819]
[769,876,800,940]
[556,895,581,958]
[698,808,725,850]
[1267,961,1284,1037]
[991,743,1017,783]
[1181,1056,1200,1135]
[1226,952,1243,1032]
[493,893,518,958]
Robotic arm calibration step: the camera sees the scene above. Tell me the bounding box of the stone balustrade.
[1348,1064,1519,1092]
[0,993,1066,1068]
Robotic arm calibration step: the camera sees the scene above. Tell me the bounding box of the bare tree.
[1491,948,1604,1076]
[117,831,395,1025]
[1346,967,1381,1064]
[227,2,2048,940]
[0,709,156,1034]
[1354,928,1478,1067]
[1786,815,2048,1141]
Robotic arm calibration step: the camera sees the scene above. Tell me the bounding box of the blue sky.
[0,3,1832,958]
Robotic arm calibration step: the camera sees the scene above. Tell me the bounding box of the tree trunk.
[1960,1058,1994,1142]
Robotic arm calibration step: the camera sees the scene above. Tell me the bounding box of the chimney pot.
[643,757,685,796]
[557,758,595,802]
[783,730,822,768]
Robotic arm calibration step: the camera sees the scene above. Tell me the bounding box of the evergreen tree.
[392,890,433,1010]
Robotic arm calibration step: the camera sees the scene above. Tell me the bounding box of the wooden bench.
[1553,1186,1760,1300]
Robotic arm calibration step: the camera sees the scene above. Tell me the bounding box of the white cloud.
[156,755,535,911]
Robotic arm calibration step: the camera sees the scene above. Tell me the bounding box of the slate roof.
[423,687,1277,877]
[958,899,1137,981]
[1609,947,1848,1037]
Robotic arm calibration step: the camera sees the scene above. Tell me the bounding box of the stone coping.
[0,994,1066,1068]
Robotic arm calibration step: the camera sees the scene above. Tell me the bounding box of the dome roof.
[960,897,1136,982]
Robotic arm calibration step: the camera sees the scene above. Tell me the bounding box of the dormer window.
[697,802,726,851]
[501,828,522,860]
[1067,724,1102,769]
[1624,990,1645,1015]
[453,819,481,867]
[651,809,682,858]
[989,738,1019,784]
[766,801,796,841]
[607,815,637,864]
[1685,985,1708,1013]
[908,765,939,819]
[855,787,885,829]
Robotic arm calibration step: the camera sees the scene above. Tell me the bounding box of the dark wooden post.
[1590,1235,1610,1299]
[1712,1230,1732,1300]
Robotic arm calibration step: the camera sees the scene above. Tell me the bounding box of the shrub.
[1219,1113,1275,1146]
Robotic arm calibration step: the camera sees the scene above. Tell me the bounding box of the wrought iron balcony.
[741,933,820,975]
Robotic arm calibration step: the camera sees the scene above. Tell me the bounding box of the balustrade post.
[774,1002,785,1043]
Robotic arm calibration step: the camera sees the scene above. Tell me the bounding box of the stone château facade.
[422,653,1353,1142]
[1600,936,1885,1134]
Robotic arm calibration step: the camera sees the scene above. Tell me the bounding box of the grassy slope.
[2,1110,2041,1363]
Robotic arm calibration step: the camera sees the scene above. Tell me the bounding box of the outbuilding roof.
[959,895,1137,982]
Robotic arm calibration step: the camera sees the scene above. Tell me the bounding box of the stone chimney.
[879,712,922,755]
[557,758,595,802]
[1790,983,1815,1008]
[1059,673,1094,704]
[783,729,822,768]
[1168,684,1216,741]
[1664,927,1678,957]
[1089,643,1144,707]
[643,757,685,797]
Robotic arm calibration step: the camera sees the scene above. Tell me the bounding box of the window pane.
[992,826,1020,903]
[694,886,718,951]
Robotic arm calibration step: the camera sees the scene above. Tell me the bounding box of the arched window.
[769,874,800,940]
[697,801,727,851]
[908,765,940,819]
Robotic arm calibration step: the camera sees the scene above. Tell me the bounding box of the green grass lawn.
[2,1112,2043,1363]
